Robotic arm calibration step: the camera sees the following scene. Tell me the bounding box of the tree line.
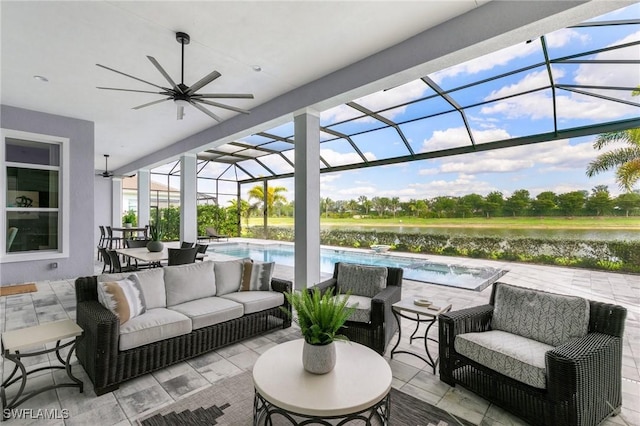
[242,185,640,219]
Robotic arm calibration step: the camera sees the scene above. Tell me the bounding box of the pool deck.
[1,238,638,425]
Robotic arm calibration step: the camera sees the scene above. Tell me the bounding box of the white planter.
[302,341,336,374]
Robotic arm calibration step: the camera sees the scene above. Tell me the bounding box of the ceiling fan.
[98,154,114,178]
[96,32,254,121]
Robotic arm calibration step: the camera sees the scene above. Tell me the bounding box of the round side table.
[252,339,392,425]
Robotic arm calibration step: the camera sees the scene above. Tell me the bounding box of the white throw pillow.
[164,260,216,306]
[97,274,146,324]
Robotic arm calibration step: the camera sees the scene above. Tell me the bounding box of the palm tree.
[228,199,258,227]
[248,185,288,215]
[586,88,640,192]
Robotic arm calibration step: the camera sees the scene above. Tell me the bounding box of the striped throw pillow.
[97,274,146,324]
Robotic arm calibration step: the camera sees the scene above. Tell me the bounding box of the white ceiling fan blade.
[147,56,182,93]
[190,101,222,122]
[194,93,254,99]
[195,99,250,114]
[132,97,171,110]
[187,70,221,95]
[96,64,170,91]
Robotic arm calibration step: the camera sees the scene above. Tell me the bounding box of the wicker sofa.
[439,282,627,426]
[75,259,291,395]
[312,262,403,355]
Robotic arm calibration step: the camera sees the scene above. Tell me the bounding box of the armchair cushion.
[337,263,387,298]
[335,294,371,323]
[492,283,589,347]
[455,330,553,389]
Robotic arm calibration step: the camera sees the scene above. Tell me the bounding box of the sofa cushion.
[335,294,370,323]
[169,297,244,330]
[119,308,192,351]
[337,263,387,298]
[164,260,216,306]
[214,258,245,296]
[455,330,553,389]
[97,275,146,325]
[492,283,590,347]
[220,291,284,315]
[99,268,166,309]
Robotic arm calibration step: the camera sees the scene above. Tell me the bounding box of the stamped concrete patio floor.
[1,252,638,425]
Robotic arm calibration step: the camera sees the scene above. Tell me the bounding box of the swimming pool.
[208,243,506,291]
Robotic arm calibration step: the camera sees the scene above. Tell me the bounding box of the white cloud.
[320,174,341,183]
[407,176,497,198]
[418,168,439,176]
[480,31,640,121]
[336,186,377,197]
[420,127,510,152]
[320,148,376,166]
[431,29,586,84]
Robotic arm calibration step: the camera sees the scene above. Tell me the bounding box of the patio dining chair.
[107,249,137,273]
[195,243,208,261]
[180,241,195,248]
[168,247,198,266]
[125,239,154,269]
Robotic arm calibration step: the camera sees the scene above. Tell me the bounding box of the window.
[1,130,69,262]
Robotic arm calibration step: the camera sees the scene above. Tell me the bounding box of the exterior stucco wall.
[1,105,95,285]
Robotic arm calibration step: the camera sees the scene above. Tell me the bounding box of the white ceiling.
[2,1,629,175]
[1,0,483,171]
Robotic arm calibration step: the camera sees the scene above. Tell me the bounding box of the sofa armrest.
[75,300,120,393]
[438,304,494,385]
[270,278,292,294]
[546,332,623,410]
[370,285,402,326]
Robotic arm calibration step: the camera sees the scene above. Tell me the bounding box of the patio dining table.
[111,226,148,240]
[115,247,206,267]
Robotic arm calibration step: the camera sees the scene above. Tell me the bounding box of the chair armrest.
[310,277,338,295]
[370,285,402,326]
[75,300,120,392]
[438,304,494,384]
[546,332,623,406]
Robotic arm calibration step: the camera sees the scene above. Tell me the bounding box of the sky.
[154,4,640,206]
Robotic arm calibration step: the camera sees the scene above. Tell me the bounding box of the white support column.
[263,179,268,234]
[294,110,321,290]
[137,169,150,229]
[111,177,123,227]
[180,154,198,244]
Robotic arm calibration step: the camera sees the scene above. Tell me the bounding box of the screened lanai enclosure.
[145,5,639,234]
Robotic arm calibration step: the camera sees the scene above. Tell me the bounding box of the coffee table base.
[253,390,390,425]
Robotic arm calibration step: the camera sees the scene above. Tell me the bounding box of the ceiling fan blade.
[132,97,172,110]
[177,105,185,120]
[97,87,167,95]
[190,101,222,122]
[147,56,182,93]
[194,99,250,114]
[194,93,254,99]
[96,64,170,91]
[186,70,222,95]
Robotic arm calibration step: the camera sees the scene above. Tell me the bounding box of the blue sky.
[157,4,639,205]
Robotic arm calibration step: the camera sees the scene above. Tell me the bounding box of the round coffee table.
[252,339,392,425]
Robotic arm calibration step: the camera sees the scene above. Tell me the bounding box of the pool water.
[209,243,506,291]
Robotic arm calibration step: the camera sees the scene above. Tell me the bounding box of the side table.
[1,319,83,421]
[390,298,452,373]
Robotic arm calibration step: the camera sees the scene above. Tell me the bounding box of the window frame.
[1,129,70,263]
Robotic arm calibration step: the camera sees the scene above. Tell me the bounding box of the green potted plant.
[146,224,164,252]
[283,287,355,374]
[122,210,136,228]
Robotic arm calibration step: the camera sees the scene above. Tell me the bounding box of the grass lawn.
[248,216,640,230]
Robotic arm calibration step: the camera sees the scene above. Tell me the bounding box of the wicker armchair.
[312,262,403,355]
[439,282,627,426]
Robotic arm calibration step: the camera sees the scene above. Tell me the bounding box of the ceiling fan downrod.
[176,32,190,86]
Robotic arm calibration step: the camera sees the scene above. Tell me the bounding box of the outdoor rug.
[0,283,37,297]
[139,371,474,426]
